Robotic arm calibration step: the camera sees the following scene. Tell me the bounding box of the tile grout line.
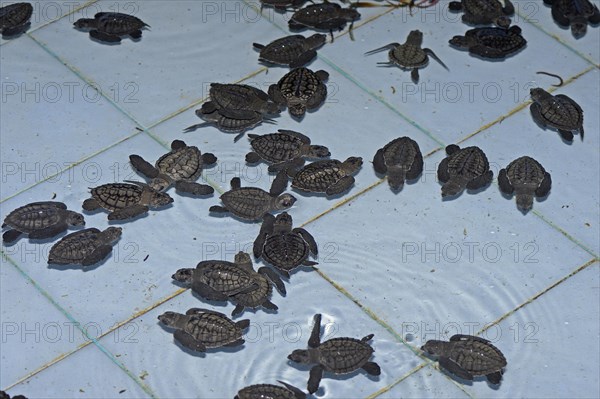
[0,253,158,397]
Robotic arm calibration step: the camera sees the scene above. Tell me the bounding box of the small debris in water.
[430,269,435,272]
[119,390,126,394]
[391,86,396,94]
[51,193,56,199]
[143,254,149,262]
[585,222,591,227]
[139,370,149,380]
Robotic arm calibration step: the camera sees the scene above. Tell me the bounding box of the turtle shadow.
[435,365,504,389]
[175,190,216,200]
[463,43,528,62]
[290,187,352,201]
[207,211,262,225]
[285,360,380,389]
[2,27,31,40]
[156,323,246,358]
[47,256,109,272]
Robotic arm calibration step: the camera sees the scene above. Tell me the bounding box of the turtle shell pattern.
[89,184,145,211]
[292,160,347,192]
[4,202,70,234]
[250,133,307,163]
[195,261,256,297]
[220,188,274,219]
[318,337,375,374]
[182,312,245,348]
[156,145,203,182]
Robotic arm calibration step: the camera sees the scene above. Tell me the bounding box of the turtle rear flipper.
[466,170,493,190]
[191,280,229,301]
[89,30,121,43]
[82,244,113,266]
[437,157,450,183]
[129,30,142,40]
[486,371,503,384]
[174,181,214,196]
[551,4,570,26]
[2,22,31,37]
[246,151,261,164]
[108,205,148,220]
[28,222,68,239]
[406,148,423,180]
[438,356,473,380]
[497,169,513,195]
[129,154,159,179]
[290,49,317,68]
[589,5,600,24]
[262,300,278,311]
[535,172,552,197]
[253,42,265,50]
[558,129,574,141]
[201,152,217,165]
[209,205,229,214]
[325,175,354,196]
[307,365,324,394]
[82,198,101,211]
[2,229,22,244]
[448,1,463,11]
[235,319,250,329]
[173,330,206,352]
[362,361,381,376]
[231,304,245,317]
[270,169,289,196]
[224,338,245,347]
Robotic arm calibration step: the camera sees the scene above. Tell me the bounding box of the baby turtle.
[158,308,249,352]
[289,157,363,196]
[210,173,296,221]
[498,156,552,212]
[260,0,309,12]
[172,251,286,317]
[0,2,32,38]
[529,87,584,141]
[82,182,173,220]
[449,25,526,59]
[236,381,306,399]
[48,227,122,267]
[269,67,329,118]
[449,0,514,27]
[0,391,27,399]
[73,12,148,43]
[544,0,600,38]
[129,139,216,196]
[288,313,381,394]
[254,212,318,277]
[373,137,424,191]
[254,34,327,68]
[437,145,493,197]
[422,334,507,384]
[365,30,448,83]
[288,2,361,41]
[246,130,330,172]
[3,202,85,245]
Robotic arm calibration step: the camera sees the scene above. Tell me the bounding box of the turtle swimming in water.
[0,2,33,38]
[269,67,329,118]
[544,0,600,38]
[373,136,423,191]
[48,227,122,267]
[437,144,493,197]
[365,30,448,83]
[3,202,85,245]
[236,381,306,399]
[448,0,514,27]
[288,2,361,41]
[158,308,249,352]
[498,156,552,212]
[529,87,584,141]
[288,313,381,394]
[289,157,363,196]
[422,334,507,384]
[73,12,149,43]
[449,25,527,59]
[254,34,327,68]
[129,139,216,196]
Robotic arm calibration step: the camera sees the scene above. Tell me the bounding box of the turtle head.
[150,190,174,207]
[341,8,360,21]
[158,311,185,328]
[495,16,511,28]
[306,33,327,49]
[407,30,424,45]
[448,35,469,49]
[570,19,588,38]
[274,212,293,231]
[73,18,96,29]
[101,227,123,243]
[387,166,406,191]
[342,157,363,174]
[307,145,331,159]
[234,251,252,267]
[172,268,195,284]
[274,194,297,211]
[529,88,548,102]
[421,340,445,356]
[515,193,534,213]
[67,211,86,226]
[288,349,311,364]
[149,176,172,192]
[263,101,282,115]
[289,104,307,118]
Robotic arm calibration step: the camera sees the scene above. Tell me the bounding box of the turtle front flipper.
[466,170,493,191]
[529,102,547,129]
[270,169,289,196]
[258,266,287,295]
[89,30,121,43]
[362,361,381,376]
[424,48,449,71]
[82,244,113,266]
[372,148,387,175]
[254,213,275,258]
[201,152,217,165]
[261,299,278,311]
[497,169,514,195]
[129,155,159,179]
[486,371,503,384]
[174,181,214,196]
[129,30,142,40]
[436,157,450,183]
[245,151,261,164]
[294,227,318,256]
[307,365,324,394]
[535,172,552,198]
[108,205,149,220]
[173,330,206,352]
[268,157,305,173]
[406,148,424,180]
[290,49,317,68]
[2,22,31,37]
[308,313,322,348]
[28,222,68,239]
[448,1,463,11]
[325,176,355,196]
[558,129,574,141]
[364,43,400,56]
[209,205,229,214]
[2,229,22,244]
[438,356,473,380]
[82,198,101,211]
[191,280,229,301]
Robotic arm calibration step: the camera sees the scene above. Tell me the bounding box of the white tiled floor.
[1,1,598,398]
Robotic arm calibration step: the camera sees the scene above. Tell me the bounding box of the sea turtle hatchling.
[158,308,249,352]
[449,26,527,59]
[172,251,286,317]
[529,87,584,141]
[260,0,309,12]
[269,67,329,118]
[236,381,306,399]
[0,2,32,38]
[449,0,514,27]
[289,157,363,196]
[254,34,327,68]
[129,139,216,196]
[288,313,381,394]
[421,334,507,384]
[0,390,27,399]
[3,202,85,245]
[365,30,448,83]
[73,12,149,43]
[544,0,600,38]
[82,182,173,221]
[498,156,552,212]
[288,2,361,41]
[254,212,318,277]
[246,130,330,173]
[437,144,493,197]
[210,173,296,221]
[48,227,122,267]
[373,137,423,191]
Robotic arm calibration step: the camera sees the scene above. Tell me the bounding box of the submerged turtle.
[288,2,361,41]
[529,87,584,141]
[365,30,448,83]
[254,212,318,277]
[82,182,173,220]
[422,334,507,384]
[2,202,85,245]
[289,157,363,196]
[73,12,149,43]
[269,68,329,118]
[48,227,122,266]
[129,139,216,196]
[254,34,327,68]
[236,381,306,399]
[437,145,493,197]
[288,313,381,394]
[172,251,286,316]
[246,130,330,172]
[373,137,423,191]
[544,0,600,38]
[449,0,514,27]
[0,2,32,38]
[449,25,526,59]
[498,156,552,212]
[210,173,296,221]
[158,308,249,352]
[260,0,309,12]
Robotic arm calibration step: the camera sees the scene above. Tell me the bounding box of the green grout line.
[0,252,157,398]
